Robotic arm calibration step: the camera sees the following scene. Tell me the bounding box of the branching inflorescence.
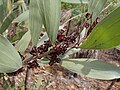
[29,12,100,67]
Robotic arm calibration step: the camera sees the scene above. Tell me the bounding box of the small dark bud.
[85,13,92,20]
[84,23,90,28]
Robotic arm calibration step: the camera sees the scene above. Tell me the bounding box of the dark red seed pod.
[28,60,39,69]
[58,29,65,35]
[93,21,97,28]
[84,22,90,28]
[69,35,76,43]
[49,61,53,65]
[85,13,92,20]
[55,58,61,63]
[96,17,100,23]
[37,49,44,54]
[30,47,37,56]
[57,34,65,42]
[40,32,44,36]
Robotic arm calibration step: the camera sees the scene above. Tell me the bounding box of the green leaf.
[0,10,18,34]
[13,10,29,23]
[62,59,120,80]
[80,7,120,49]
[37,0,61,44]
[60,48,81,59]
[29,0,42,46]
[3,0,10,14]
[61,0,88,4]
[88,0,107,21]
[0,35,22,73]
[21,1,27,12]
[15,30,31,54]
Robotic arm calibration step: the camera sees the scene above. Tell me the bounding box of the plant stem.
[23,50,54,64]
[25,67,32,90]
[38,50,54,59]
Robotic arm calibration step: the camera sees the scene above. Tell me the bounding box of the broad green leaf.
[61,0,88,4]
[80,7,120,49]
[0,10,18,34]
[88,0,107,21]
[13,10,29,23]
[62,59,120,80]
[60,48,81,59]
[15,30,31,54]
[0,35,22,73]
[37,0,61,44]
[29,0,42,46]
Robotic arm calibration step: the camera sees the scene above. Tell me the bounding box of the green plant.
[0,0,120,89]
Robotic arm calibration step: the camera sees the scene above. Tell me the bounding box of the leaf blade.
[15,30,31,54]
[38,0,61,44]
[13,10,29,23]
[80,7,120,49]
[29,0,42,46]
[88,0,107,21]
[61,0,88,4]
[0,10,18,34]
[62,59,120,80]
[0,35,22,73]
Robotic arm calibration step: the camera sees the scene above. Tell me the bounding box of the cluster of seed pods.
[29,12,100,66]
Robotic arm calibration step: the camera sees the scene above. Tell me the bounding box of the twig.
[62,14,83,27]
[66,18,71,36]
[23,50,54,64]
[38,50,54,59]
[25,66,32,90]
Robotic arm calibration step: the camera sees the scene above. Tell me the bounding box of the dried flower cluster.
[29,12,100,66]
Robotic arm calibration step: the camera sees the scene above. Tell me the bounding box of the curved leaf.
[29,0,42,46]
[13,10,29,23]
[62,59,120,80]
[37,0,61,44]
[0,35,22,73]
[88,0,107,21]
[15,30,31,54]
[80,7,120,49]
[61,0,88,4]
[0,10,18,34]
